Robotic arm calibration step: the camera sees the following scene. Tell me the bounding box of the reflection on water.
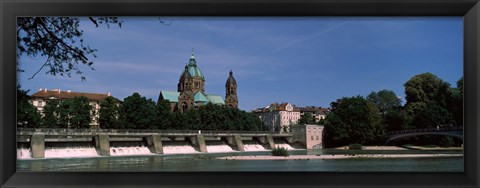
[17,149,463,172]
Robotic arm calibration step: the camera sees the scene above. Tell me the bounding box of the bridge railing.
[387,126,463,135]
[16,128,276,136]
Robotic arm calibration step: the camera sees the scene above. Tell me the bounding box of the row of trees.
[18,88,94,129]
[17,91,265,131]
[323,73,463,147]
[98,93,265,131]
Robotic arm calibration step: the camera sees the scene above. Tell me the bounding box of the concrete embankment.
[217,154,463,160]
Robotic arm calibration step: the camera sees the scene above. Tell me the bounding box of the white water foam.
[274,143,295,150]
[163,145,199,154]
[206,144,235,153]
[17,148,32,159]
[110,146,152,156]
[44,147,99,158]
[244,144,266,151]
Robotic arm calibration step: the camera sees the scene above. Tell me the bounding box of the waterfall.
[17,148,32,159]
[243,140,267,151]
[44,147,99,158]
[206,141,234,153]
[162,141,199,154]
[110,146,152,156]
[274,143,295,150]
[244,144,266,151]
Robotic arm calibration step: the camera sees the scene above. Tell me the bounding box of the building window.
[308,128,310,132]
[38,101,43,107]
[316,136,319,140]
[311,135,314,140]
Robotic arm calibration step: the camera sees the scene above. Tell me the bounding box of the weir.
[17,129,297,159]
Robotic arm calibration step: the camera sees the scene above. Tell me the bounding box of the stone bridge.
[17,128,294,158]
[385,126,463,145]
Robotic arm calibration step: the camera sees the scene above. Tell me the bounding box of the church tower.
[225,70,238,108]
[177,52,205,112]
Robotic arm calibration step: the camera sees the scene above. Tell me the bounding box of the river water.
[17,149,463,172]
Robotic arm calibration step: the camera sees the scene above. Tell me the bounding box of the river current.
[17,149,463,172]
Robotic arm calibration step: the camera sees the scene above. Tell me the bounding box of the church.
[158,52,238,112]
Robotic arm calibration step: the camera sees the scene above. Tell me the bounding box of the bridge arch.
[385,131,463,145]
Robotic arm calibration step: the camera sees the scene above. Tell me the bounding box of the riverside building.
[158,52,238,112]
[29,88,112,129]
[252,102,301,133]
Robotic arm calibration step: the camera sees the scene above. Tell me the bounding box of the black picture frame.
[1,0,479,187]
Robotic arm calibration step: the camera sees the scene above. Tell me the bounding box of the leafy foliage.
[99,96,121,129]
[383,107,412,132]
[17,87,41,128]
[298,113,316,125]
[403,73,459,128]
[57,96,92,129]
[324,96,384,147]
[119,92,160,129]
[404,72,452,106]
[271,147,289,157]
[17,17,122,81]
[172,103,264,131]
[366,89,401,114]
[41,99,61,128]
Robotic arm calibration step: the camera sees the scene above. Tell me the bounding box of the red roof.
[30,89,109,101]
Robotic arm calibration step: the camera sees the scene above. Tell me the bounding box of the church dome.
[226,70,236,85]
[179,65,191,81]
[187,53,205,80]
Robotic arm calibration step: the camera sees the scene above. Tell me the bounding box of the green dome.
[187,53,205,80]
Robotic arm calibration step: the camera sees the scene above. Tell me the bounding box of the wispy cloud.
[93,61,179,74]
[273,21,349,52]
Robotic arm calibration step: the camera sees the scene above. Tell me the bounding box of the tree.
[41,99,61,128]
[298,113,316,125]
[324,96,384,147]
[119,92,159,129]
[57,97,92,129]
[17,17,122,81]
[404,72,452,106]
[450,76,463,126]
[17,86,41,128]
[404,73,456,128]
[99,96,121,129]
[383,107,412,132]
[457,76,463,95]
[366,89,401,114]
[157,100,174,129]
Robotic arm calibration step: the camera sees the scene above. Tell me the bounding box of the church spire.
[225,69,238,108]
[189,48,196,66]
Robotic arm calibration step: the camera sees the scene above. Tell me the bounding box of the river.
[17,149,463,172]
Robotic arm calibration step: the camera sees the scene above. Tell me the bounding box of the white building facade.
[291,124,324,149]
[252,102,301,133]
[29,88,111,129]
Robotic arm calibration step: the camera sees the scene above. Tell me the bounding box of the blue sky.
[18,17,463,111]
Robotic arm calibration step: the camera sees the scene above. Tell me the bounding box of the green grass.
[271,147,289,157]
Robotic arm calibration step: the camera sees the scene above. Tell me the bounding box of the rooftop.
[31,88,111,101]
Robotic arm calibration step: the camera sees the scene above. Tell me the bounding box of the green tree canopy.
[119,92,159,129]
[41,99,61,128]
[366,89,402,113]
[57,96,92,129]
[16,87,41,128]
[404,72,452,106]
[404,73,457,128]
[99,96,121,129]
[324,96,384,147]
[298,113,316,125]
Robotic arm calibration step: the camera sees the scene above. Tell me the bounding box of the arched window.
[182,102,187,112]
